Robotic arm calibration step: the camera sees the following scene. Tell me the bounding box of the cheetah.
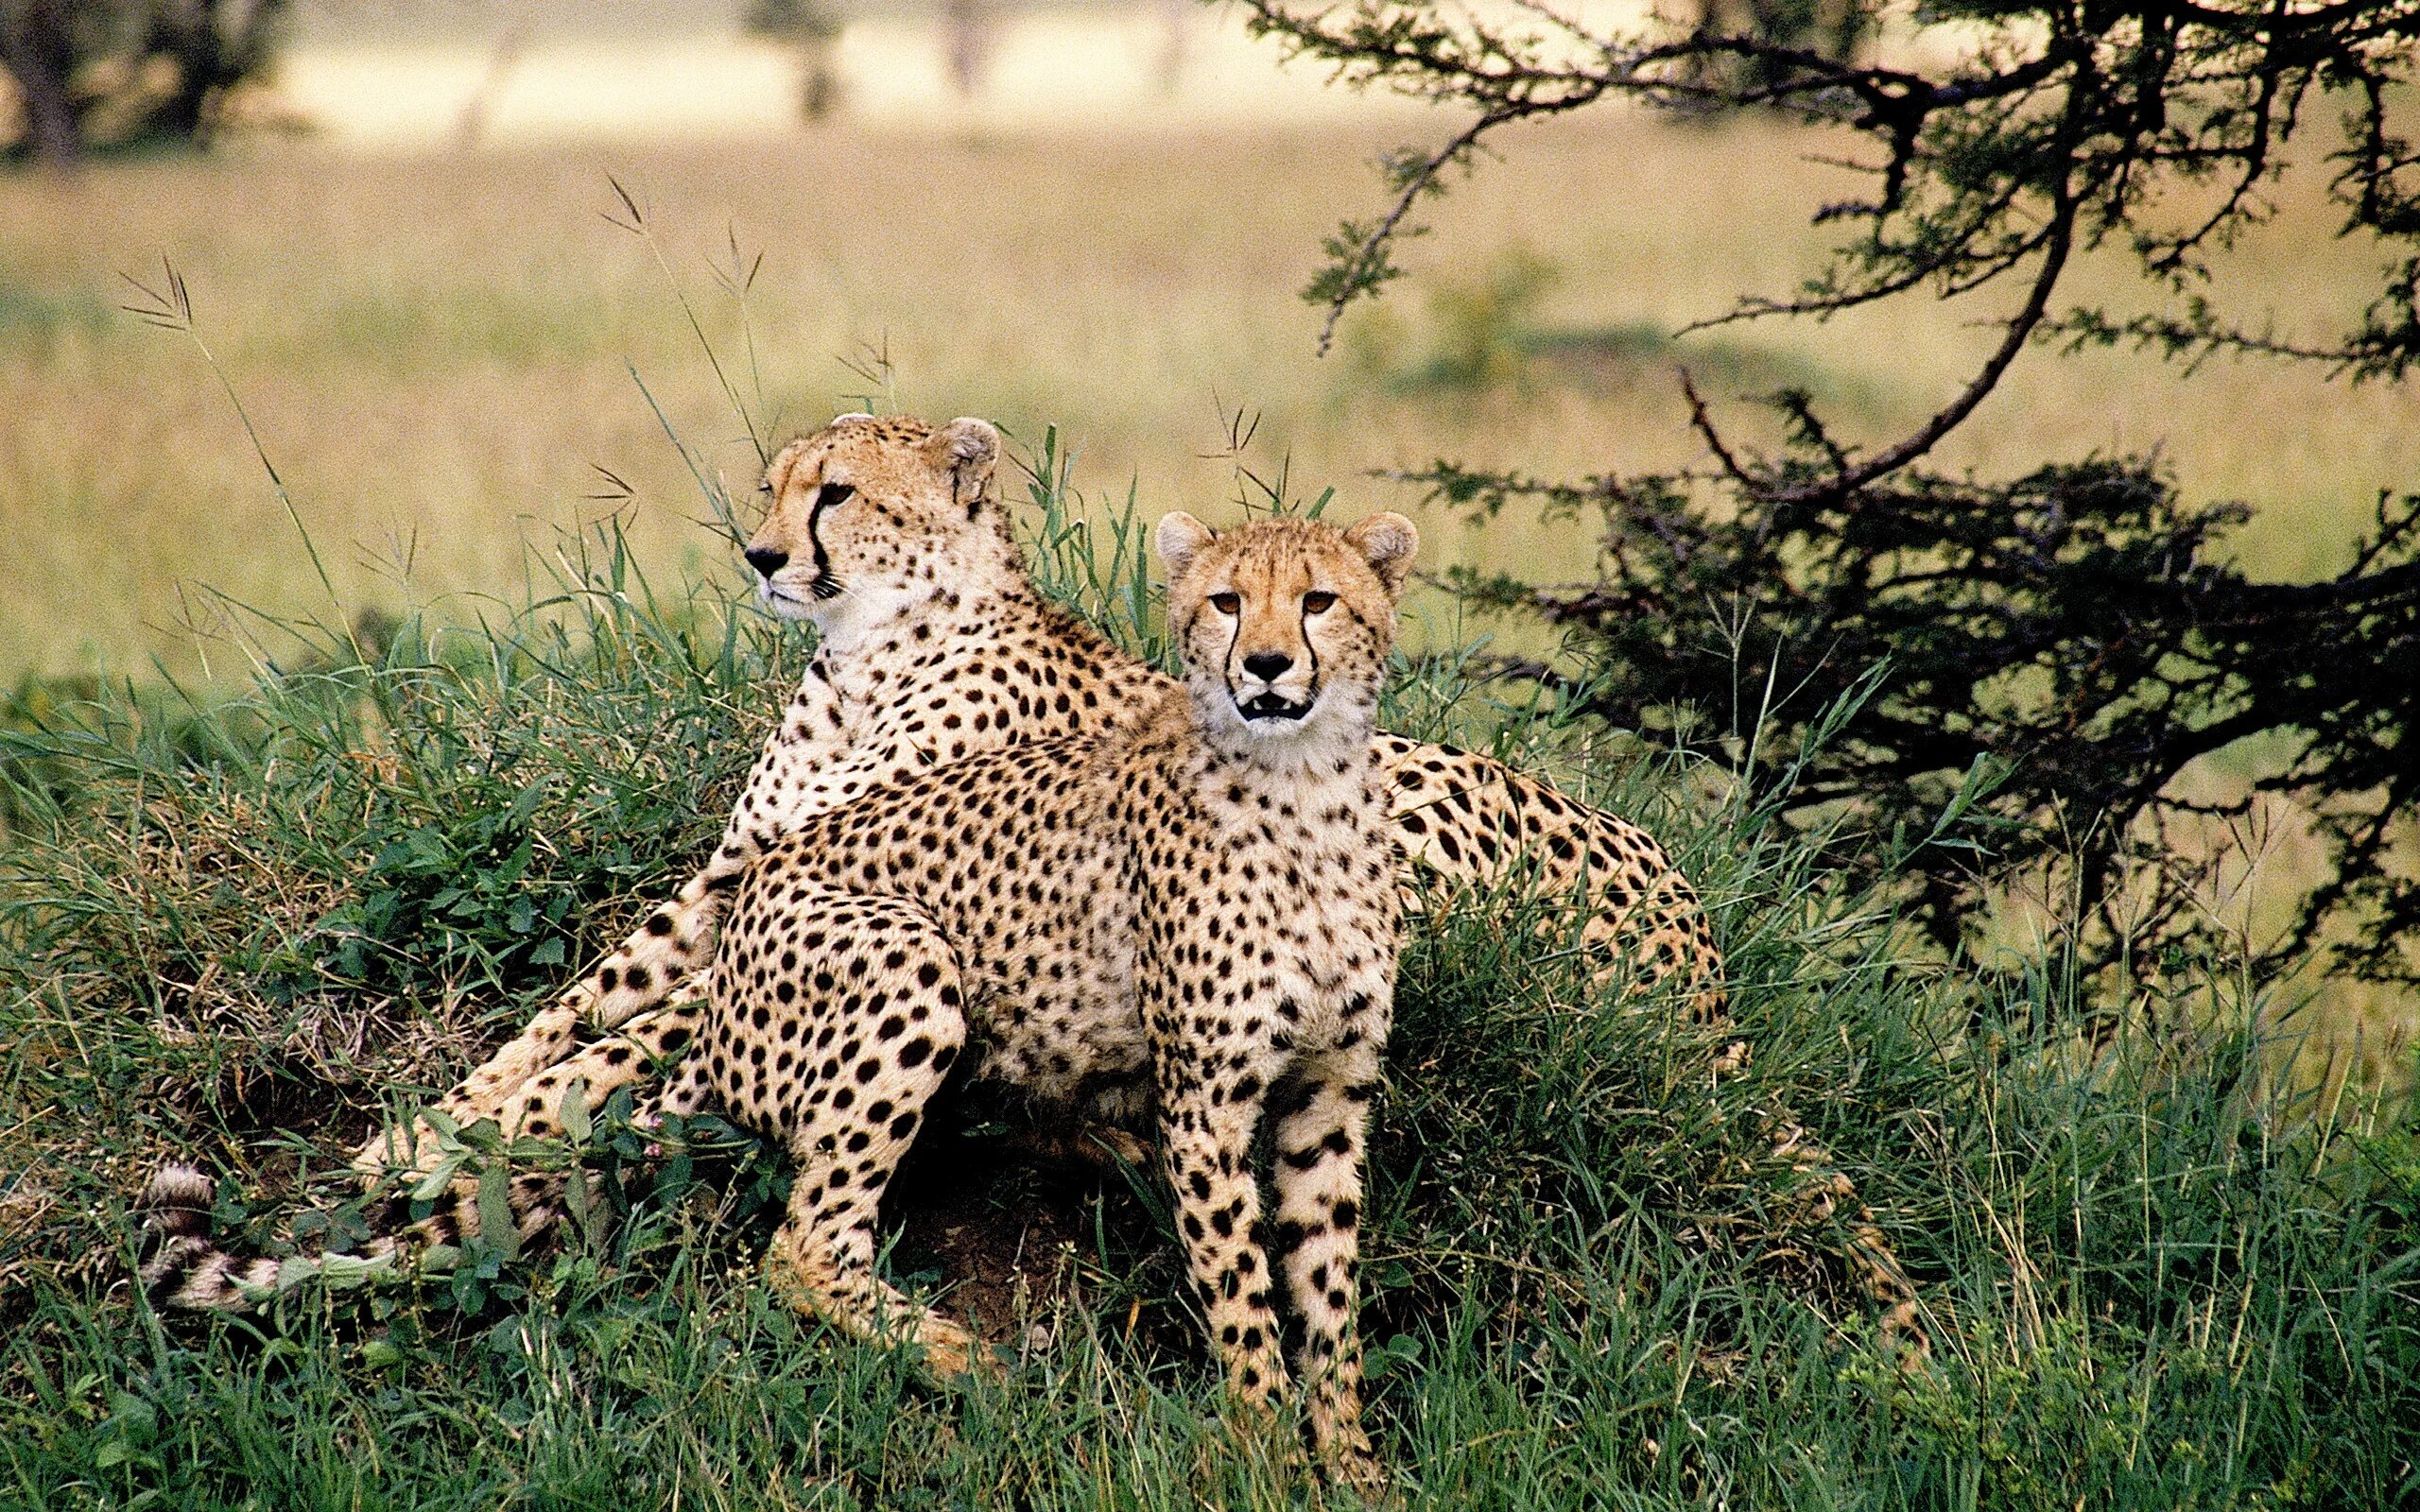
[362,414,1916,1346]
[149,511,1420,1483]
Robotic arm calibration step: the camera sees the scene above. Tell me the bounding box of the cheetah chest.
[1178,826,1398,1055]
[937,824,1149,1106]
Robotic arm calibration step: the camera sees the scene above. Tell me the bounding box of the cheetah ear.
[927,417,1001,516]
[1156,511,1216,582]
[763,438,815,501]
[1345,511,1419,597]
[830,411,873,424]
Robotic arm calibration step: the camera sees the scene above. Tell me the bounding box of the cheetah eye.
[1209,593,1241,615]
[1302,591,1338,614]
[815,482,856,508]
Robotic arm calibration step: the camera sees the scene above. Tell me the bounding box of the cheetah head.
[744,414,1009,640]
[1155,510,1418,755]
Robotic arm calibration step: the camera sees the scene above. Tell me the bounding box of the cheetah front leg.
[1156,1057,1289,1415]
[712,882,981,1376]
[349,873,735,1182]
[364,993,713,1254]
[355,731,927,1183]
[1269,1045,1385,1486]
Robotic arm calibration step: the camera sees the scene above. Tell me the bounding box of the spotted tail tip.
[134,1163,264,1312]
[138,1162,217,1241]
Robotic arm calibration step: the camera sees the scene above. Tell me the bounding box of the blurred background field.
[3,0,2414,687]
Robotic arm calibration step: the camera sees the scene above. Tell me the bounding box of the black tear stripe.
[806,482,854,599]
[1302,605,1322,702]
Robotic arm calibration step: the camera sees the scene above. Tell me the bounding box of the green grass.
[3,453,2416,1508]
[0,277,114,357]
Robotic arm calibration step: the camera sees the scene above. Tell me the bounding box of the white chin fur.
[806,581,928,652]
[1197,679,1370,771]
[758,582,815,620]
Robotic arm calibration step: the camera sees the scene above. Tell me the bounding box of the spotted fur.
[373,416,1725,1182]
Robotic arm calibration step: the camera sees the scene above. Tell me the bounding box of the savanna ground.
[4,7,2419,1506]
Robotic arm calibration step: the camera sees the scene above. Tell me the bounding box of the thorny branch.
[1244,0,2420,498]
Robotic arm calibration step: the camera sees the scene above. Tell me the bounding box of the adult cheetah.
[148,511,1420,1483]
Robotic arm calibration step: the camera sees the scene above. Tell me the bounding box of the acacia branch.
[1307,94,1601,353]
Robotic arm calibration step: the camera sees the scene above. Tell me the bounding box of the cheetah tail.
[135,1164,410,1314]
[135,1165,285,1313]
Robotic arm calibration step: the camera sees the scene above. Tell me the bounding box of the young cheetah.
[146,511,1420,1481]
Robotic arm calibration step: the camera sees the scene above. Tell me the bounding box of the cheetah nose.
[744,545,789,578]
[1242,652,1293,680]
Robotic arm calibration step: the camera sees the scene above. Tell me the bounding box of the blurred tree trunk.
[5,0,290,163]
[0,1,84,167]
[147,1,243,145]
[745,0,844,123]
[944,0,993,99]
[453,16,532,149]
[1154,0,1188,95]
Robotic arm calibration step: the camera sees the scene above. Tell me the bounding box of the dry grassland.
[2,94,2411,679]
